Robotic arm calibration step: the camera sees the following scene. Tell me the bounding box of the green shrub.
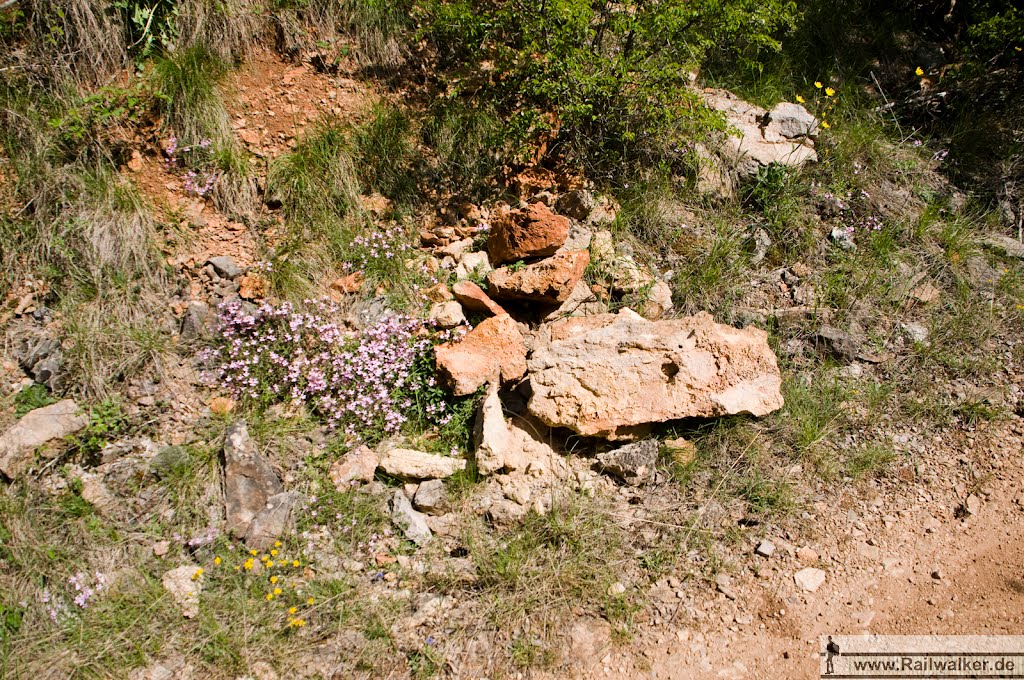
[418,0,797,175]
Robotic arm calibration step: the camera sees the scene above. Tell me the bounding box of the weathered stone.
[702,90,817,178]
[474,385,510,476]
[223,421,283,537]
[435,315,527,396]
[181,301,214,340]
[428,301,467,328]
[556,189,597,221]
[755,540,776,558]
[981,234,1024,259]
[794,567,826,593]
[0,400,88,480]
[451,280,508,317]
[541,280,607,322]
[815,326,861,363]
[246,491,302,550]
[16,336,65,391]
[590,230,615,262]
[488,250,590,304]
[378,448,467,480]
[162,566,201,618]
[454,251,492,281]
[527,309,784,438]
[413,479,446,514]
[639,280,674,320]
[392,490,432,546]
[206,255,244,279]
[488,202,571,265]
[607,254,655,294]
[329,445,378,490]
[595,439,659,486]
[767,102,819,140]
[422,282,454,303]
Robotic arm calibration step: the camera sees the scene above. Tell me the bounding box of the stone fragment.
[595,440,659,486]
[487,250,590,304]
[378,448,466,480]
[435,315,527,396]
[428,301,468,328]
[245,491,302,550]
[794,567,826,592]
[454,251,492,281]
[452,280,507,317]
[329,445,378,490]
[223,421,283,537]
[392,490,432,546]
[556,189,596,221]
[755,540,776,558]
[413,479,446,515]
[206,255,244,279]
[488,202,570,265]
[162,566,202,618]
[0,400,88,480]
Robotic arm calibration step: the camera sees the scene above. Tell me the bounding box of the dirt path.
[569,416,1024,679]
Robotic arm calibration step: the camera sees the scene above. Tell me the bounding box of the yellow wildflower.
[915,66,924,76]
[270,575,279,584]
[249,549,258,556]
[289,606,298,615]
[273,587,283,596]
[796,95,805,103]
[307,597,315,606]
[825,87,836,97]
[265,593,274,601]
[192,568,204,580]
[821,121,831,129]
[274,541,282,548]
[292,560,300,568]
[244,558,254,571]
[214,556,222,566]
[270,550,278,557]
[266,561,274,568]
[814,81,823,89]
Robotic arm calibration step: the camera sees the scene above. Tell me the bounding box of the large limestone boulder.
[488,202,570,265]
[527,308,784,438]
[702,89,818,179]
[487,250,590,304]
[435,314,527,396]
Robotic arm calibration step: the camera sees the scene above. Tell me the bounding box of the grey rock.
[181,301,214,340]
[900,322,930,345]
[151,445,191,478]
[556,189,597,221]
[392,490,432,546]
[223,421,283,537]
[815,326,860,363]
[413,479,446,515]
[246,491,302,550]
[595,440,659,486]
[768,102,818,140]
[831,225,857,251]
[16,336,66,392]
[981,234,1024,259]
[715,574,737,600]
[454,251,492,281]
[755,540,776,558]
[206,255,244,279]
[0,400,89,479]
[751,228,771,265]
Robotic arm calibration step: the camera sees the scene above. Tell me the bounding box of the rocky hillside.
[0,1,1023,678]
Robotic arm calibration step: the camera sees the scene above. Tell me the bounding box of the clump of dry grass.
[20,0,128,85]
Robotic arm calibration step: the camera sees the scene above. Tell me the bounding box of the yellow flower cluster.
[801,79,839,131]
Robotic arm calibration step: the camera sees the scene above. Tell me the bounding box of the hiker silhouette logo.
[825,636,840,675]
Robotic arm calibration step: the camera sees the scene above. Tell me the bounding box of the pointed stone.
[223,421,283,537]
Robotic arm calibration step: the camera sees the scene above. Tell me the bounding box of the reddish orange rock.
[487,250,590,304]
[487,202,570,265]
[434,315,527,396]
[451,280,507,317]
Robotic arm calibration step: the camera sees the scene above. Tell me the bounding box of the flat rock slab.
[378,448,467,480]
[794,567,826,592]
[488,250,590,304]
[434,315,527,396]
[329,445,379,490]
[527,308,784,438]
[0,399,88,479]
[392,490,432,546]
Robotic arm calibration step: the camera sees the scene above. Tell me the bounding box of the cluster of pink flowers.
[815,187,886,242]
[164,136,220,197]
[41,571,108,624]
[342,229,413,273]
[204,299,452,442]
